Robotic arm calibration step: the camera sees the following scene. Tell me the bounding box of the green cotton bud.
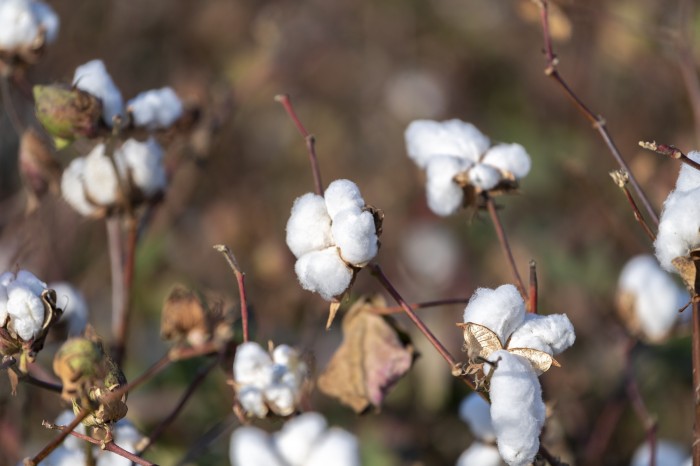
[53,337,104,401]
[33,85,102,148]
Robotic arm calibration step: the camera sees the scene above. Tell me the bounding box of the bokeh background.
[1,0,699,464]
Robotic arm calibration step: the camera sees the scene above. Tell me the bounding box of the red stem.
[485,196,527,301]
[528,260,538,314]
[213,245,249,342]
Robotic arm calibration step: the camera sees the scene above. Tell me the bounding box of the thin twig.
[25,407,91,465]
[639,141,700,173]
[213,244,249,342]
[609,170,656,242]
[274,94,324,196]
[106,216,125,362]
[18,370,63,394]
[528,260,538,314]
[370,298,471,315]
[535,0,659,225]
[484,196,527,300]
[112,217,138,366]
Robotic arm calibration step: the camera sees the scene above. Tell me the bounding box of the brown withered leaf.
[318,295,415,413]
[19,128,61,212]
[161,285,209,346]
[673,256,696,293]
[326,301,342,330]
[458,322,503,362]
[508,348,559,375]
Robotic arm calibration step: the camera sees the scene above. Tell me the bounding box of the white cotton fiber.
[404,119,490,168]
[331,209,378,266]
[119,138,166,197]
[425,155,470,217]
[459,393,496,442]
[674,151,700,193]
[61,158,98,216]
[306,428,360,466]
[127,87,183,130]
[0,285,8,326]
[488,350,545,466]
[230,427,284,466]
[456,442,504,466]
[507,313,575,356]
[286,193,333,258]
[29,0,58,43]
[0,0,58,49]
[654,189,700,271]
[275,412,327,466]
[294,248,353,301]
[234,341,273,387]
[630,440,689,466]
[6,284,44,340]
[264,383,296,416]
[73,60,124,127]
[50,282,88,336]
[468,163,502,191]
[463,285,525,345]
[14,269,47,295]
[619,254,688,341]
[324,179,365,219]
[482,143,532,180]
[82,144,123,206]
[237,385,268,418]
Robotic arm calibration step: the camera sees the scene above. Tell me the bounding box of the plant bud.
[33,84,102,147]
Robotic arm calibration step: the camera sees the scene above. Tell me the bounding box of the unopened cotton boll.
[463,285,525,345]
[119,138,166,197]
[405,119,490,168]
[73,60,123,127]
[234,342,274,387]
[425,155,471,217]
[630,440,689,466]
[127,87,183,130]
[331,209,378,266]
[468,163,502,191]
[230,427,284,466]
[294,247,353,301]
[459,393,496,442]
[275,412,327,466]
[654,189,700,271]
[306,428,360,466]
[507,313,576,356]
[50,282,88,336]
[324,179,365,219]
[286,193,333,258]
[61,158,98,216]
[482,143,532,180]
[488,350,545,466]
[456,442,505,466]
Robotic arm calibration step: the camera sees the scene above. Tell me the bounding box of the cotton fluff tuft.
[294,248,353,301]
[324,179,365,218]
[0,0,59,49]
[425,156,471,216]
[2,269,48,341]
[127,87,183,130]
[654,189,700,271]
[630,440,690,466]
[73,60,123,127]
[456,442,504,466]
[459,393,496,442]
[405,119,490,168]
[331,209,378,265]
[468,163,502,191]
[230,427,284,466]
[618,255,689,341]
[119,138,167,197]
[274,412,327,466]
[286,193,333,258]
[481,143,532,179]
[488,350,545,466]
[463,284,525,345]
[50,282,88,336]
[673,151,700,193]
[61,158,97,216]
[507,313,576,356]
[305,428,360,466]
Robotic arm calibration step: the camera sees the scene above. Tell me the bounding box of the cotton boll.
[456,442,504,466]
[127,87,183,130]
[306,428,360,466]
[73,60,123,127]
[238,385,268,418]
[468,163,502,191]
[405,119,490,168]
[459,393,496,442]
[275,412,328,466]
[50,282,88,336]
[0,0,39,49]
[630,440,689,466]
[30,0,58,43]
[384,70,446,121]
[14,269,47,295]
[324,180,365,219]
[230,427,284,466]
[272,344,298,366]
[488,350,545,466]
[82,144,124,206]
[463,285,525,346]
[264,382,296,416]
[234,342,273,387]
[425,155,471,217]
[507,313,575,356]
[6,285,44,340]
[119,138,166,197]
[61,158,98,216]
[286,193,333,258]
[332,209,378,266]
[482,143,532,180]
[674,151,700,192]
[655,189,700,271]
[294,248,353,301]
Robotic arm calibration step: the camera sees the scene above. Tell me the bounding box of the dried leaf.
[508,348,558,375]
[7,369,18,395]
[326,301,342,330]
[673,256,696,293]
[161,285,208,346]
[318,295,415,413]
[458,322,503,361]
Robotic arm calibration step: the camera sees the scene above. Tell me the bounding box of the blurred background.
[1,0,699,464]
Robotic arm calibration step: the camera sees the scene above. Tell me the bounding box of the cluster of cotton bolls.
[229,412,359,466]
[456,393,504,466]
[616,255,689,343]
[630,440,690,466]
[0,0,58,52]
[20,411,143,466]
[404,119,531,216]
[0,269,51,342]
[286,180,379,301]
[461,284,575,466]
[233,341,308,418]
[655,151,700,272]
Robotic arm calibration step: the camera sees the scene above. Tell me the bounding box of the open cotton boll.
[0,0,58,49]
[459,393,496,442]
[654,189,700,271]
[468,163,502,191]
[238,385,268,418]
[488,350,545,466]
[275,412,327,466]
[463,285,525,345]
[456,442,505,466]
[230,427,284,466]
[73,60,123,127]
[425,155,471,217]
[482,143,532,180]
[630,440,689,466]
[264,383,296,416]
[119,138,166,197]
[6,285,44,340]
[507,313,575,356]
[127,87,183,130]
[286,193,333,258]
[50,282,88,336]
[674,151,700,192]
[324,179,365,219]
[404,119,490,168]
[331,209,378,266]
[234,342,274,387]
[82,144,124,206]
[306,428,360,466]
[294,248,353,301]
[14,269,47,295]
[61,158,98,216]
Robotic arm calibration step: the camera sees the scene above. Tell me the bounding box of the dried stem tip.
[609,170,629,188]
[639,141,684,159]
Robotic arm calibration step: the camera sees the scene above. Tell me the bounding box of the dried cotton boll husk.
[294,248,353,301]
[230,427,284,466]
[487,350,545,466]
[404,119,490,169]
[654,188,700,272]
[324,179,365,219]
[274,412,327,465]
[61,158,99,216]
[331,209,378,266]
[468,163,502,191]
[630,440,689,466]
[305,428,360,466]
[459,393,496,442]
[73,60,124,127]
[456,442,505,466]
[425,155,471,217]
[482,143,532,180]
[507,313,576,356]
[463,285,525,346]
[119,138,166,198]
[285,193,333,258]
[127,87,183,130]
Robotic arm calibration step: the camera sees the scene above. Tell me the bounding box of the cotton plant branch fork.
[532,0,659,226]
[609,170,656,243]
[214,244,250,342]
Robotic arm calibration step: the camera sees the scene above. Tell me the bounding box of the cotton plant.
[459,284,575,466]
[233,341,308,418]
[286,179,380,302]
[630,440,691,466]
[404,119,531,216]
[456,393,504,466]
[0,0,58,63]
[616,255,689,343]
[229,412,359,466]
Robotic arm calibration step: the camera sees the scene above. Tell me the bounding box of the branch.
[609,170,656,243]
[485,196,527,301]
[528,260,538,314]
[213,244,250,342]
[25,407,91,465]
[370,298,471,315]
[639,141,700,173]
[112,216,138,366]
